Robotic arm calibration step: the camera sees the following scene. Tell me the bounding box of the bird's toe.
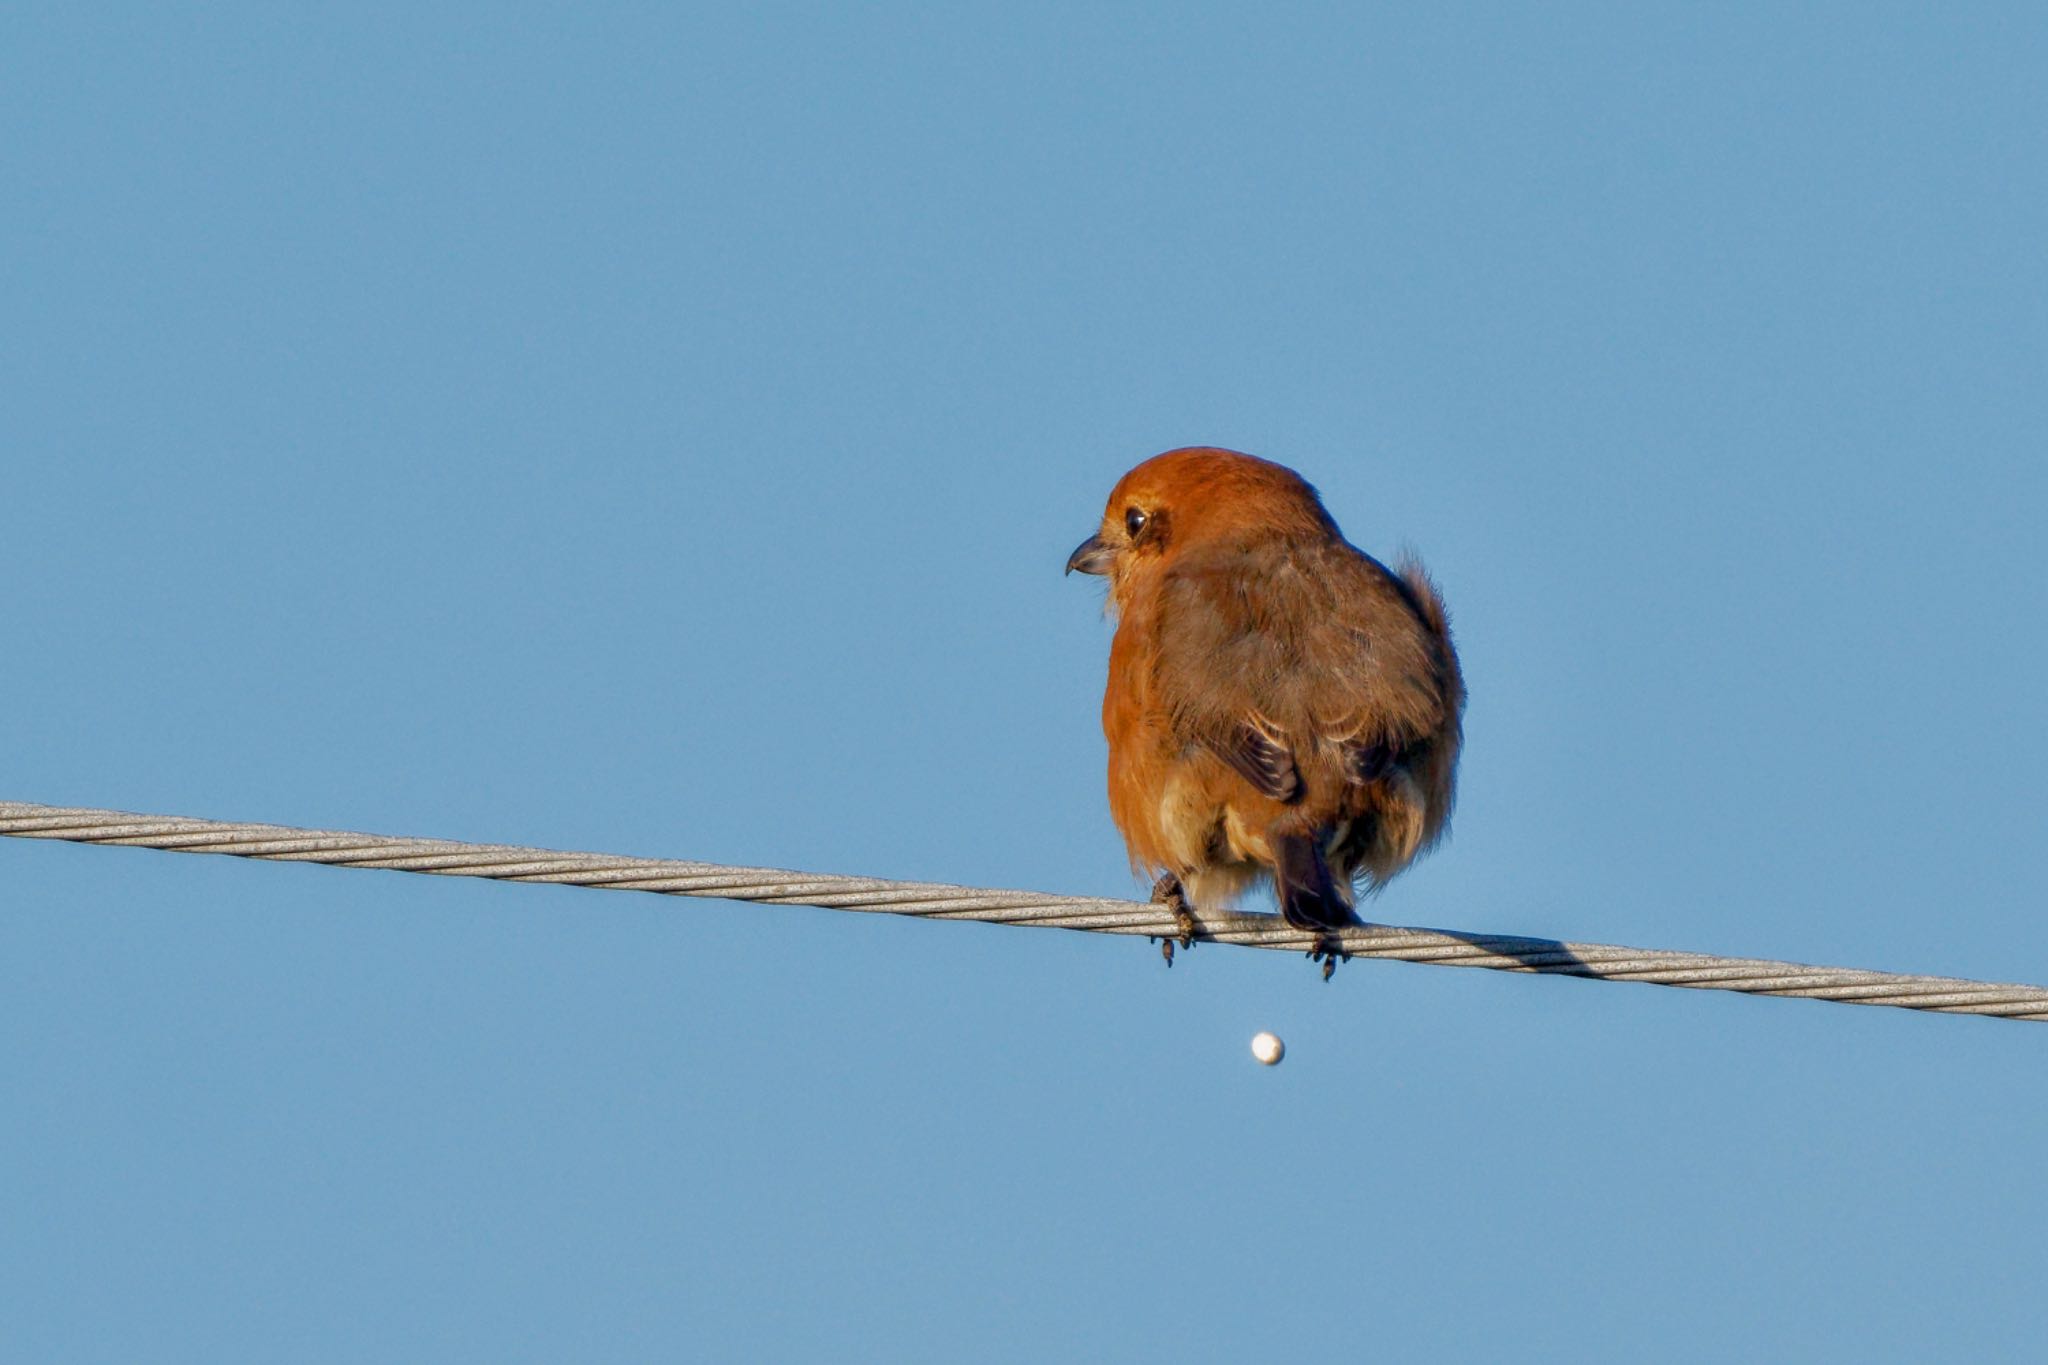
[1150,873,1198,953]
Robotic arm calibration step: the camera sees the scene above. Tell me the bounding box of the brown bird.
[1066,447,1464,975]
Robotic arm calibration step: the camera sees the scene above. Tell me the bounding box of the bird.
[1065,447,1464,977]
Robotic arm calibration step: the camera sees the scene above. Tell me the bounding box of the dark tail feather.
[1273,832,1361,931]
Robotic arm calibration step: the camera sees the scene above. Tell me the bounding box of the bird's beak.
[1065,533,1113,576]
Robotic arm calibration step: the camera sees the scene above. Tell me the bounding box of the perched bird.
[1066,447,1464,974]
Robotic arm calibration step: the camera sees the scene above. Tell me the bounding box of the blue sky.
[4,4,2045,1360]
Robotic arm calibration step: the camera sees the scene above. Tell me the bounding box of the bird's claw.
[1150,874,1197,967]
[1309,936,1352,982]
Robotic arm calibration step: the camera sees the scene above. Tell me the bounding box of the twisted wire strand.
[3,800,2043,1021]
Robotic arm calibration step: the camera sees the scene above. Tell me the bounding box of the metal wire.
[3,799,2043,1021]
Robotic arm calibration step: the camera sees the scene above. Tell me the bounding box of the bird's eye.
[1124,507,1149,539]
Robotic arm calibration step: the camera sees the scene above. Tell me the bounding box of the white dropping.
[1250,1031,1285,1066]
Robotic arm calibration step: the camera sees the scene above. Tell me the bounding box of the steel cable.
[3,800,2042,1021]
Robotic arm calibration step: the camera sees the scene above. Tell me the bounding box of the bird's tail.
[1273,831,1362,931]
[1393,552,1453,645]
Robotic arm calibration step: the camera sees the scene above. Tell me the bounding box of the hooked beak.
[1065,533,1113,576]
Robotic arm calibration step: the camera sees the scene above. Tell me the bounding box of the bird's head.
[1065,447,1338,608]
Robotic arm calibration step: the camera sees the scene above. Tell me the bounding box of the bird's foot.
[1309,936,1352,982]
[1150,873,1197,967]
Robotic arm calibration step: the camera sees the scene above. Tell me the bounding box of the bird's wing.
[1152,540,1452,791]
[1213,716,1302,802]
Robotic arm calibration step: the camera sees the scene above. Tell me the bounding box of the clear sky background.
[4,4,2045,1360]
